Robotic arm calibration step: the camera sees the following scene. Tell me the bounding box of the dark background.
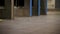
[0,0,5,6]
[0,0,33,7]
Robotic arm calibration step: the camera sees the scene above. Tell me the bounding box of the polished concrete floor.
[0,12,60,34]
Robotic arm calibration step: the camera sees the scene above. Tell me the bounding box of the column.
[5,0,14,19]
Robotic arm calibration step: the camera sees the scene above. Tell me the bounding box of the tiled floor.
[0,12,60,34]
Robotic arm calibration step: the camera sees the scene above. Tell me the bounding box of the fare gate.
[14,0,47,17]
[0,0,47,19]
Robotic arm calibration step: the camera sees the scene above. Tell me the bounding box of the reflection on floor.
[0,11,60,34]
[48,11,60,15]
